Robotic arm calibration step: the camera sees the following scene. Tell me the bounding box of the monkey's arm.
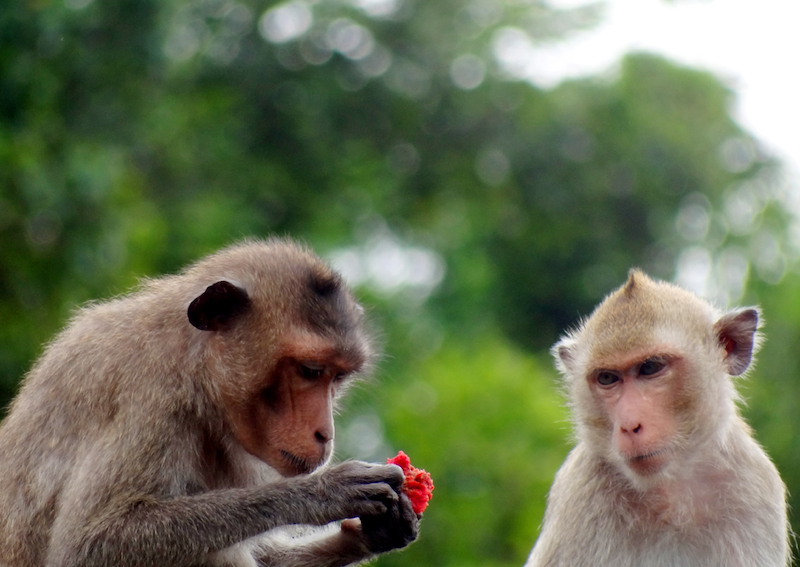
[46,459,404,567]
[253,493,420,567]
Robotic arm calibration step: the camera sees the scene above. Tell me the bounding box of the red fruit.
[387,450,434,514]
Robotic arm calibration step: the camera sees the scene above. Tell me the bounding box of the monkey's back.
[0,285,209,565]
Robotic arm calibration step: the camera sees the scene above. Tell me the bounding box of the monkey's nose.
[315,429,333,445]
[621,424,643,435]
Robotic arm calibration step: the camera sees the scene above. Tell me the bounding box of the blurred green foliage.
[1,0,798,565]
[368,338,570,567]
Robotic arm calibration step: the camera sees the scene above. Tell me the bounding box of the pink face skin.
[587,347,686,477]
[223,333,361,477]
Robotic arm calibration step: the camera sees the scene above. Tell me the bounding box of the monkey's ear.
[552,338,578,375]
[714,308,759,376]
[188,281,250,331]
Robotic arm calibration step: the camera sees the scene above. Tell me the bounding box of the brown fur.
[0,238,418,567]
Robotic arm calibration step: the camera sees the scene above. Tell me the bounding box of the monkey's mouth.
[630,448,666,462]
[627,448,669,474]
[280,450,321,476]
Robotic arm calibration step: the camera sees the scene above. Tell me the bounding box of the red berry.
[387,451,434,514]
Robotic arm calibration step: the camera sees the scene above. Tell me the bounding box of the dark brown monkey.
[0,238,418,567]
[526,269,789,567]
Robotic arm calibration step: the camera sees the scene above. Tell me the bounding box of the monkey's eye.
[639,358,666,376]
[298,364,325,380]
[596,371,619,386]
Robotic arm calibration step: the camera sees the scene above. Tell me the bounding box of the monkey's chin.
[278,450,328,476]
[626,448,669,476]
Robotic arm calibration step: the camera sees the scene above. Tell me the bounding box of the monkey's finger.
[382,464,405,491]
[397,493,420,538]
[363,464,405,489]
[349,499,389,518]
[341,517,362,533]
[359,481,400,505]
[335,461,405,487]
[330,460,381,478]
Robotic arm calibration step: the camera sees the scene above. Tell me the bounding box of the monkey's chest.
[619,462,732,523]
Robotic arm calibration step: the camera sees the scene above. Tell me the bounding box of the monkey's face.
[222,330,362,477]
[584,346,689,480]
[556,269,761,496]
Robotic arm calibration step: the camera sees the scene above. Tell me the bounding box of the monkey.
[0,238,419,567]
[525,269,789,567]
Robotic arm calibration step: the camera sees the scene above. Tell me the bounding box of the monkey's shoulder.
[535,446,613,536]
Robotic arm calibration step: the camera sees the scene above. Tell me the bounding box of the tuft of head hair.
[580,268,716,362]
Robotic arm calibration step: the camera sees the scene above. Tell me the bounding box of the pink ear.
[714,308,759,376]
[558,344,573,365]
[552,338,578,375]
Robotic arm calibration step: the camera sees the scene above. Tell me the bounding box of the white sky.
[539,0,800,175]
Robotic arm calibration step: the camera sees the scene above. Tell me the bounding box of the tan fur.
[527,269,790,567]
[0,238,418,567]
[584,269,717,365]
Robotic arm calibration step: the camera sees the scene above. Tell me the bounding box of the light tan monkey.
[526,269,789,567]
[0,238,419,567]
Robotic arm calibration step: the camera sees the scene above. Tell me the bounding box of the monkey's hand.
[304,461,404,526]
[340,492,420,555]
